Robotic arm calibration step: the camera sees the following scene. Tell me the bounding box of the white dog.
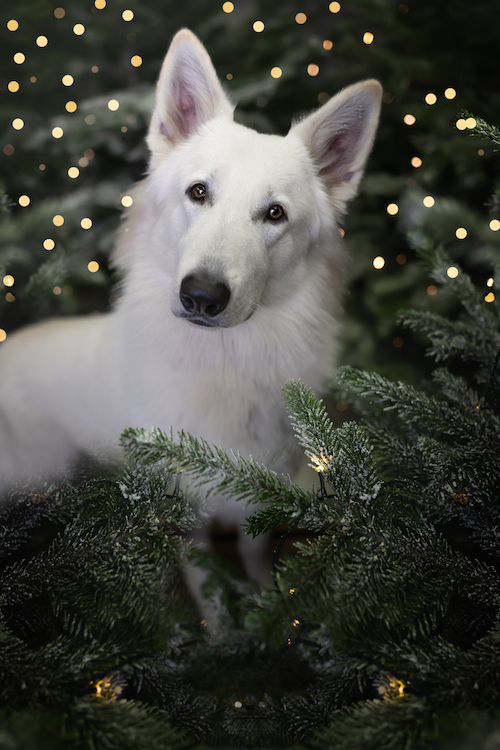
[0,30,381,588]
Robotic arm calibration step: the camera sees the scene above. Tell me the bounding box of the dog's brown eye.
[189,183,207,201]
[267,204,285,221]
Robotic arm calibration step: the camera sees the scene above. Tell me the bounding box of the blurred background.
[1,0,499,414]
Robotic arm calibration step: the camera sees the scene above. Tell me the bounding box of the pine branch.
[458,109,500,147]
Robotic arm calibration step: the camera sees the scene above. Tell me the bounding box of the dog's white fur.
[0,30,381,587]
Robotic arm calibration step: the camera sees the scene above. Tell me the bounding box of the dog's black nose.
[180,273,231,318]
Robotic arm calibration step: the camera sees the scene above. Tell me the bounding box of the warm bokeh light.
[88,261,100,273]
[68,167,80,178]
[62,74,74,86]
[122,10,134,21]
[323,40,333,50]
[222,1,234,12]
[487,278,494,287]
[3,275,14,287]
[447,266,459,278]
[456,119,466,130]
[363,32,374,44]
[270,67,282,78]
[7,20,19,31]
[307,64,319,76]
[411,156,422,168]
[52,127,64,138]
[489,219,500,231]
[455,227,467,239]
[73,24,85,35]
[121,195,134,207]
[465,117,476,129]
[485,292,495,303]
[18,195,30,207]
[8,81,20,92]
[52,214,64,226]
[130,55,142,67]
[54,7,66,18]
[427,285,437,296]
[95,0,106,7]
[43,239,55,250]
[65,100,77,112]
[36,35,48,47]
[81,218,93,229]
[404,114,416,125]
[423,195,435,207]
[253,20,264,32]
[108,99,119,110]
[444,87,456,99]
[0,330,7,343]
[387,203,399,215]
[12,118,24,130]
[329,1,341,11]
[13,52,25,64]
[373,256,385,269]
[295,12,307,23]
[396,254,407,264]
[425,93,437,105]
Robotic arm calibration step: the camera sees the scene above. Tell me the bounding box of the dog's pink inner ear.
[170,78,200,140]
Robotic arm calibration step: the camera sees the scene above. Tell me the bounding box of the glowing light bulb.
[386,203,399,215]
[307,64,319,76]
[323,40,333,50]
[65,101,77,112]
[62,74,74,86]
[456,119,466,130]
[411,156,422,168]
[447,266,459,278]
[88,261,99,273]
[253,20,264,31]
[466,117,476,129]
[7,20,19,31]
[489,219,500,231]
[455,227,467,239]
[444,87,456,99]
[3,275,14,287]
[404,114,416,125]
[425,93,437,104]
[373,256,385,269]
[329,1,341,11]
[222,1,234,12]
[130,55,142,67]
[73,24,85,35]
[487,278,494,287]
[485,292,495,303]
[13,52,25,64]
[36,35,48,47]
[270,67,282,79]
[363,32,374,44]
[18,195,30,207]
[234,701,242,708]
[81,218,92,229]
[423,196,435,207]
[0,330,7,343]
[95,0,106,8]
[43,239,55,250]
[107,99,119,110]
[52,215,64,226]
[295,12,307,23]
[68,167,80,178]
[121,195,133,207]
[122,10,134,21]
[12,118,24,130]
[52,127,64,139]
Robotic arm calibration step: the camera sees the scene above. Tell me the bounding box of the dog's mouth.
[179,309,255,328]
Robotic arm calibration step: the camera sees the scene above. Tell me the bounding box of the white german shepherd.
[0,30,381,586]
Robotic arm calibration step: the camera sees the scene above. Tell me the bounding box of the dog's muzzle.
[179,272,230,326]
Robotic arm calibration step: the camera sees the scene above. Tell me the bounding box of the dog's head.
[142,29,382,329]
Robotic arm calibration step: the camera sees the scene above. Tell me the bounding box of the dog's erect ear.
[147,29,233,156]
[290,80,382,213]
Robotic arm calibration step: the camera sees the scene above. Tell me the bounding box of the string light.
[309,448,334,473]
[52,214,64,226]
[3,275,14,287]
[404,114,416,125]
[30,76,37,83]
[425,93,437,104]
[91,65,99,73]
[292,619,300,627]
[487,278,494,287]
[73,24,85,35]
[363,32,374,44]
[444,87,456,99]
[323,40,333,50]
[456,118,466,130]
[18,195,30,207]
[8,81,20,92]
[427,285,437,295]
[122,10,134,21]
[295,12,307,23]
[373,256,385,269]
[12,118,24,130]
[62,74,74,86]
[5,293,15,302]
[234,701,242,708]
[387,203,399,215]
[7,19,19,31]
[88,261,99,273]
[489,219,500,231]
[53,286,62,295]
[130,55,142,67]
[307,64,319,77]
[455,227,467,239]
[68,167,80,178]
[485,292,495,303]
[36,36,48,47]
[222,1,234,12]
[94,0,106,8]
[411,156,422,168]
[423,195,435,207]
[289,588,295,594]
[270,67,282,79]
[13,52,25,64]
[65,101,77,112]
[465,117,476,129]
[54,7,65,18]
[447,266,459,278]
[258,702,266,708]
[52,127,64,139]
[253,20,264,32]
[329,1,341,11]
[43,239,55,250]
[0,330,7,343]
[107,99,119,110]
[81,218,92,229]
[121,195,133,207]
